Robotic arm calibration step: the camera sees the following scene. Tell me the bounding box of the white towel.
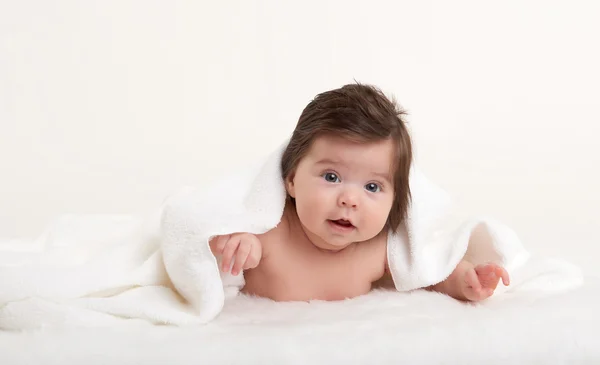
[0,139,582,330]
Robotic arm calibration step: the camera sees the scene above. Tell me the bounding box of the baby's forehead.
[306,137,396,176]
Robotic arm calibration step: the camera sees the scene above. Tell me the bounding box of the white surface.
[1,279,599,365]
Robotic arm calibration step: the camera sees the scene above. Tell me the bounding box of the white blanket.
[0,139,584,330]
[1,273,597,365]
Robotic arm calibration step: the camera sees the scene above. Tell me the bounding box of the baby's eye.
[323,172,340,183]
[365,183,381,193]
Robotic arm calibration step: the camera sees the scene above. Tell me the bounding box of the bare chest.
[242,231,386,302]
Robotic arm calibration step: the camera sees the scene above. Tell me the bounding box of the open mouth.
[328,219,355,230]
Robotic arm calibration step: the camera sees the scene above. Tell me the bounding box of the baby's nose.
[338,190,358,208]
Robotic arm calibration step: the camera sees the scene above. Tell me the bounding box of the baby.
[210,83,509,302]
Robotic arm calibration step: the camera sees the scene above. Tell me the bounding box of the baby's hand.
[461,263,510,301]
[209,233,262,276]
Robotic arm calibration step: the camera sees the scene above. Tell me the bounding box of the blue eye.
[365,183,381,193]
[323,172,340,183]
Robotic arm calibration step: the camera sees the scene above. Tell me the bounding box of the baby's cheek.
[304,188,327,205]
[376,213,390,231]
[361,208,386,233]
[376,204,393,230]
[297,194,323,221]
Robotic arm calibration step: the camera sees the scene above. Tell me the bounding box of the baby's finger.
[244,250,260,270]
[217,235,232,252]
[208,236,219,254]
[244,238,262,269]
[231,240,251,276]
[475,264,496,276]
[467,285,495,301]
[465,268,482,292]
[496,267,510,286]
[209,234,230,255]
[221,237,240,272]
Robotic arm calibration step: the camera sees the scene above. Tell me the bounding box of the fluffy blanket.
[1,275,597,364]
[0,139,583,330]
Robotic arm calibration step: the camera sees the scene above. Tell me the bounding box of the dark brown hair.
[281,82,413,233]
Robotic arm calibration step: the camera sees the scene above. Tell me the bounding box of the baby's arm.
[209,233,263,276]
[428,260,510,301]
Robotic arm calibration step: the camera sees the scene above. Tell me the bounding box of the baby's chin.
[312,242,351,253]
[312,235,370,252]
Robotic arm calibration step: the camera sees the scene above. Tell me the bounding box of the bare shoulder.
[368,229,396,288]
[255,213,290,259]
[355,229,388,283]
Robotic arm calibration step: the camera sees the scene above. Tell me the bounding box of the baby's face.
[286,135,395,251]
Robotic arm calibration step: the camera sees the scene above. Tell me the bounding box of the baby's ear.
[285,173,296,198]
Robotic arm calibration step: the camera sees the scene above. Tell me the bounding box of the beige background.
[1,1,599,272]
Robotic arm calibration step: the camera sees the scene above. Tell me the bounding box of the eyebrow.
[315,158,347,167]
[372,171,392,182]
[315,158,392,182]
